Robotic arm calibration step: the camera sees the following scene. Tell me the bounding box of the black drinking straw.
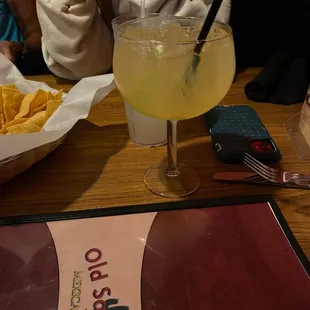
[185,0,224,86]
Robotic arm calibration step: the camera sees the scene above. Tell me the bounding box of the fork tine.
[244,153,278,173]
[243,156,279,183]
[244,156,277,178]
[244,153,278,177]
[243,159,277,183]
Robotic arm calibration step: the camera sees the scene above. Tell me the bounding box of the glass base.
[130,137,167,148]
[144,162,201,198]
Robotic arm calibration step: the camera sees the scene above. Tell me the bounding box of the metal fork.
[243,153,310,187]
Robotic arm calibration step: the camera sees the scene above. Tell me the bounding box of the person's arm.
[36,0,113,80]
[8,0,42,51]
[213,0,231,23]
[174,0,231,23]
[0,0,41,63]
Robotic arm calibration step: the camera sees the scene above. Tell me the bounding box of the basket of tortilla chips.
[0,54,115,184]
[0,85,65,183]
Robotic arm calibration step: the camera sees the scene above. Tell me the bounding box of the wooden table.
[1,68,309,258]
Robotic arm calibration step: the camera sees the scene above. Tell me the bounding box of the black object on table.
[231,0,310,105]
[245,50,309,105]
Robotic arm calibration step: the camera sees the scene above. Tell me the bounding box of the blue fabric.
[0,0,23,42]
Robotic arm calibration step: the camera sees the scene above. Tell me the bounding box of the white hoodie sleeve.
[173,0,231,22]
[37,0,113,80]
[37,0,231,80]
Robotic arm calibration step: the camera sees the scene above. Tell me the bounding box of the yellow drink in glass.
[113,16,235,197]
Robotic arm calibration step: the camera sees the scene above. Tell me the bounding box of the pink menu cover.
[0,201,309,309]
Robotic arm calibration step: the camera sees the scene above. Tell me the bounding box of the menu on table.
[0,195,309,310]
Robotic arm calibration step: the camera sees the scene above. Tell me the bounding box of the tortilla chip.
[15,89,49,119]
[55,90,63,100]
[30,89,48,112]
[4,84,19,90]
[0,85,63,135]
[0,88,3,114]
[0,118,28,134]
[6,123,41,135]
[2,87,25,122]
[30,103,47,117]
[14,92,36,119]
[47,91,56,101]
[46,100,62,121]
[0,114,5,129]
[25,111,46,128]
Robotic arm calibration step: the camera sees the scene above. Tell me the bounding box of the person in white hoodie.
[36,0,231,80]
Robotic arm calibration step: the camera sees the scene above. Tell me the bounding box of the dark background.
[230,0,310,67]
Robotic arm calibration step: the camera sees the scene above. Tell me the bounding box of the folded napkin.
[245,50,309,105]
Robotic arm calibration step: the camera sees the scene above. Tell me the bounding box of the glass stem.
[166,120,179,177]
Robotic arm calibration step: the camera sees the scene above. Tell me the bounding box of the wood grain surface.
[1,68,310,259]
